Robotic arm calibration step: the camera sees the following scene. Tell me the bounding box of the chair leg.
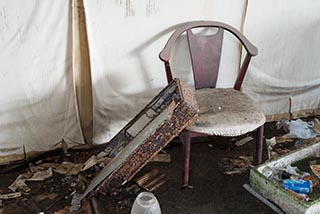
[255,125,264,165]
[179,131,192,188]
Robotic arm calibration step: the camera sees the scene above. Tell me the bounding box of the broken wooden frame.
[82,79,198,198]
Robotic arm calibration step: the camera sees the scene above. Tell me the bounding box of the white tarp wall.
[0,0,320,162]
[243,0,320,120]
[0,0,85,163]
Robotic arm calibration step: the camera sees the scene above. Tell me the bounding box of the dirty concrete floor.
[143,140,275,214]
[0,121,287,213]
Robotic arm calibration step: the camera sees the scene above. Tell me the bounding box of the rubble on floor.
[134,169,168,192]
[0,148,170,214]
[250,136,320,214]
[220,156,254,175]
[0,79,198,213]
[1,116,320,213]
[267,118,320,159]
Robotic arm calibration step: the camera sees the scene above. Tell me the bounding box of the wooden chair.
[159,21,266,187]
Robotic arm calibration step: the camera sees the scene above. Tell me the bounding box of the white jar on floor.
[131,192,161,214]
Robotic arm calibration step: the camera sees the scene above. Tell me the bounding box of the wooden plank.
[81,79,198,198]
[73,0,93,146]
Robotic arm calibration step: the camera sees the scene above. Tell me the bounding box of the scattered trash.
[285,165,301,176]
[302,175,319,188]
[224,170,242,175]
[221,156,253,175]
[9,167,53,193]
[234,136,253,147]
[0,139,170,212]
[267,118,320,159]
[260,159,320,204]
[283,179,312,194]
[36,162,58,169]
[131,192,161,214]
[285,119,320,139]
[0,192,22,200]
[313,118,320,132]
[54,206,71,214]
[266,136,296,158]
[28,167,53,181]
[35,159,43,165]
[310,165,320,177]
[90,197,103,214]
[125,184,142,195]
[81,155,111,171]
[29,163,39,173]
[262,165,311,181]
[239,155,253,162]
[70,192,81,212]
[55,198,92,214]
[50,192,90,214]
[144,174,166,192]
[135,169,168,192]
[9,174,31,192]
[286,189,309,201]
[277,118,320,139]
[266,136,294,147]
[53,162,83,176]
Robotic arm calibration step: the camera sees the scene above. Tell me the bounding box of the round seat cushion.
[186,88,266,136]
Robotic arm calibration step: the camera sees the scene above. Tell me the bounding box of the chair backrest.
[159,21,258,90]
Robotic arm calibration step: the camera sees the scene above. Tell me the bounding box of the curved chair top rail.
[159,21,258,62]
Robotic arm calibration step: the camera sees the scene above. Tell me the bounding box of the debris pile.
[220,156,253,175]
[0,149,171,213]
[267,118,320,158]
[261,157,320,202]
[0,79,196,213]
[0,150,112,213]
[134,169,168,192]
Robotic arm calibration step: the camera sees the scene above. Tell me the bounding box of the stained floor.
[0,121,288,214]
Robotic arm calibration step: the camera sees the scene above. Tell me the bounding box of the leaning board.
[82,79,198,198]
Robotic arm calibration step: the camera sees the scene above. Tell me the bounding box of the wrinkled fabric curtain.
[0,0,319,163]
[243,0,320,120]
[0,0,85,163]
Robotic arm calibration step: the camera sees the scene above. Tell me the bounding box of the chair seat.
[186,88,266,136]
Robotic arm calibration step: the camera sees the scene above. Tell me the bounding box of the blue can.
[283,179,312,194]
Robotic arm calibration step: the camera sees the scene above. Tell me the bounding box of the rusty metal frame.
[82,79,198,198]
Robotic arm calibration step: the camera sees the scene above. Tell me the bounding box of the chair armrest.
[159,21,258,62]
